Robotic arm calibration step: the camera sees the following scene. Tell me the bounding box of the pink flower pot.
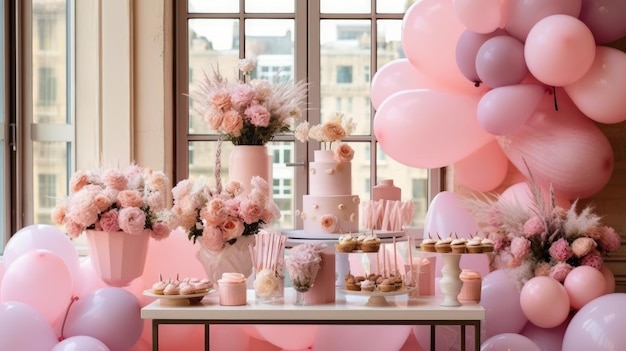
[86,229,150,287]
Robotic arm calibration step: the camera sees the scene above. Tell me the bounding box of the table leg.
[205,324,210,351]
[152,321,158,351]
[460,325,466,351]
[430,325,436,351]
[475,321,481,351]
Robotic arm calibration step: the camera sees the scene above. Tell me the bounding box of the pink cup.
[218,281,247,306]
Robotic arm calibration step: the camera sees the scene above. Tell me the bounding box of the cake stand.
[438,253,463,307]
[337,287,412,307]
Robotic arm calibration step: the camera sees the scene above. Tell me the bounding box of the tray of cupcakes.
[144,275,215,305]
[338,273,412,306]
[334,233,382,253]
[419,233,494,254]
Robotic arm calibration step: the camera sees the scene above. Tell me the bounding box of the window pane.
[189,0,238,13]
[246,0,294,13]
[33,141,69,224]
[0,0,4,253]
[245,19,295,60]
[320,20,371,134]
[376,0,414,14]
[321,0,370,14]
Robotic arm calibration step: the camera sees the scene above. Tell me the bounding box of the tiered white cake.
[301,150,359,234]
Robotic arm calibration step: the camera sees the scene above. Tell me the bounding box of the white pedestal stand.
[438,253,463,307]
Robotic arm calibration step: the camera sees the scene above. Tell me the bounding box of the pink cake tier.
[300,150,360,234]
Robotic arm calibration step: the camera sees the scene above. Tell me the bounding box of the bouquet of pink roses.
[171,175,281,253]
[51,164,177,240]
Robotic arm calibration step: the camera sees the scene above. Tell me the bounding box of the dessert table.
[141,289,485,351]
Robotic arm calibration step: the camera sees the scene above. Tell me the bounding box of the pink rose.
[99,209,121,232]
[221,218,244,241]
[201,226,226,253]
[200,206,225,227]
[205,111,224,130]
[102,169,127,190]
[51,204,67,225]
[548,238,573,262]
[320,214,338,233]
[93,194,112,212]
[145,191,165,212]
[244,103,271,127]
[172,179,193,200]
[66,191,99,227]
[224,180,242,196]
[69,170,90,193]
[230,84,256,110]
[145,171,168,191]
[150,221,172,241]
[221,110,243,136]
[210,92,232,111]
[239,199,263,223]
[334,143,354,162]
[118,207,146,235]
[65,220,84,239]
[117,190,144,208]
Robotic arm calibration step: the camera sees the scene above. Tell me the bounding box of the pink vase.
[228,145,272,195]
[86,229,150,287]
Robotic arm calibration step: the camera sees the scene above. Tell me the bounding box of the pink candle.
[304,249,336,304]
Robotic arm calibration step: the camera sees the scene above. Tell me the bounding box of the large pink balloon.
[500,90,614,200]
[313,325,411,351]
[52,336,111,351]
[524,15,596,87]
[370,59,448,110]
[564,46,626,124]
[520,276,570,328]
[481,333,541,351]
[1,249,73,324]
[423,191,480,239]
[0,301,59,351]
[374,89,494,169]
[579,0,626,44]
[475,35,528,88]
[499,182,571,214]
[562,293,626,351]
[454,140,508,192]
[402,0,472,91]
[453,0,501,34]
[481,270,527,338]
[563,266,606,311]
[477,84,546,135]
[600,265,616,294]
[3,224,80,282]
[256,325,317,350]
[64,287,143,351]
[520,316,570,351]
[503,0,582,41]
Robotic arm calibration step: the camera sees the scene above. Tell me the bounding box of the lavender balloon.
[475,35,528,88]
[455,28,507,86]
[579,0,626,44]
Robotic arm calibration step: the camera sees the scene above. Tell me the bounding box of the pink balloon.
[4,224,80,282]
[453,0,501,34]
[481,270,528,338]
[499,182,571,214]
[524,15,596,87]
[402,0,472,91]
[454,141,508,192]
[563,293,626,351]
[52,336,111,351]
[564,46,626,124]
[1,249,73,324]
[399,331,426,351]
[374,89,494,169]
[423,191,480,239]
[0,258,5,285]
[520,316,570,351]
[563,266,606,310]
[481,333,541,351]
[520,276,570,328]
[475,35,528,88]
[600,265,616,294]
[503,0,582,41]
[579,0,626,44]
[313,325,411,351]
[64,287,143,351]
[477,84,547,135]
[501,90,614,199]
[256,325,317,350]
[370,59,448,110]
[455,28,508,86]
[0,301,59,351]
[74,258,108,297]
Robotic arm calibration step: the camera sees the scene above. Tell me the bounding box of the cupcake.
[218,272,247,306]
[420,238,437,252]
[481,238,495,253]
[360,279,375,292]
[434,237,453,253]
[361,234,381,252]
[451,238,467,254]
[466,239,483,253]
[335,234,357,253]
[378,278,395,292]
[151,280,167,295]
[355,234,366,251]
[345,277,361,291]
[163,282,180,295]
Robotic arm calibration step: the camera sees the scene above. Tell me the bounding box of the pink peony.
[65,220,84,239]
[102,169,127,190]
[145,191,166,212]
[221,218,245,241]
[549,262,573,283]
[205,111,224,130]
[245,103,271,127]
[239,200,263,224]
[145,171,168,191]
[117,190,144,208]
[510,236,531,261]
[150,221,172,241]
[571,237,597,258]
[230,84,256,110]
[51,204,67,225]
[221,110,243,136]
[224,180,242,196]
[66,191,99,227]
[522,216,545,238]
[549,238,573,262]
[118,207,146,235]
[201,226,226,253]
[93,193,112,212]
[581,251,604,269]
[320,214,338,233]
[69,170,90,193]
[210,92,232,111]
[99,209,120,232]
